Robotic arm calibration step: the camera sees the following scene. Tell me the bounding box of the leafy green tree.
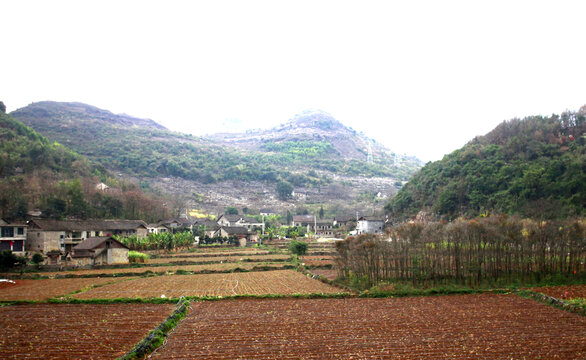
[225,206,239,215]
[44,196,67,219]
[288,240,308,255]
[286,210,293,225]
[0,101,5,113]
[319,206,324,219]
[276,181,293,200]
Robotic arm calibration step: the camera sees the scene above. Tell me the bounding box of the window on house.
[17,227,24,235]
[1,227,14,237]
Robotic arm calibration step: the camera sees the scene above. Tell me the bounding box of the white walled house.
[356,217,385,235]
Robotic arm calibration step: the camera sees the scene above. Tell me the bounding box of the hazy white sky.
[2,0,585,161]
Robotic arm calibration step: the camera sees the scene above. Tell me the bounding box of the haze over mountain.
[11,101,424,216]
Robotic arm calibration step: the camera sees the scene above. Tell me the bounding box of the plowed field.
[35,262,288,278]
[308,269,338,281]
[528,284,586,299]
[0,303,174,359]
[0,277,133,301]
[162,250,271,257]
[73,270,344,299]
[148,254,290,264]
[152,294,586,359]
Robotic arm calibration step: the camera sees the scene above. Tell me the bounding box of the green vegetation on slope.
[387,109,586,219]
[11,102,420,187]
[0,110,170,221]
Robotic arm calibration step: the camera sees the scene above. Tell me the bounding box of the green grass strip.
[117,297,191,360]
[516,290,586,316]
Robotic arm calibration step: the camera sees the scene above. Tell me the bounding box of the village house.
[26,219,148,255]
[157,218,194,231]
[260,208,276,216]
[212,226,258,246]
[193,219,220,237]
[291,214,316,231]
[314,219,337,237]
[71,236,129,266]
[0,218,28,256]
[356,216,385,235]
[334,216,356,231]
[217,214,264,234]
[147,223,170,234]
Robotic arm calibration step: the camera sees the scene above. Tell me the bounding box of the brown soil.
[73,270,344,299]
[0,278,133,301]
[0,303,174,359]
[152,294,586,359]
[528,284,586,299]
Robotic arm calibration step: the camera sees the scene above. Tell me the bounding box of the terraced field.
[34,262,290,278]
[147,254,291,264]
[0,277,132,301]
[73,270,344,299]
[0,303,174,359]
[151,294,586,359]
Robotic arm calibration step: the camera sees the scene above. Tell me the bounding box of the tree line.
[335,216,585,288]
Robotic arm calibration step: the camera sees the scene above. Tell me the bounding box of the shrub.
[288,240,308,256]
[31,253,44,266]
[0,250,27,271]
[128,251,150,263]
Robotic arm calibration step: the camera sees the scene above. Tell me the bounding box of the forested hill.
[0,110,92,178]
[386,107,586,220]
[0,108,171,222]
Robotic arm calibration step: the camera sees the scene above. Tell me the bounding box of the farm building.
[27,219,147,255]
[0,218,27,256]
[356,216,385,234]
[71,236,129,266]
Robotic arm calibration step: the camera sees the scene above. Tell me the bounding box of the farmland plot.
[152,294,586,359]
[73,270,344,299]
[147,254,290,264]
[528,284,586,299]
[162,250,272,257]
[34,262,289,278]
[0,278,132,301]
[0,303,174,359]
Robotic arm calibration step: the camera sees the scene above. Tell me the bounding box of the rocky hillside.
[11,102,424,216]
[386,107,586,220]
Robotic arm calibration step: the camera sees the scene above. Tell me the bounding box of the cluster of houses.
[0,212,386,267]
[291,215,386,237]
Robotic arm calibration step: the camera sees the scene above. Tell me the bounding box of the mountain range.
[9,101,423,216]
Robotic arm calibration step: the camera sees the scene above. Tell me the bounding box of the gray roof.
[293,215,316,223]
[220,214,243,222]
[29,219,148,231]
[73,236,129,251]
[358,216,385,222]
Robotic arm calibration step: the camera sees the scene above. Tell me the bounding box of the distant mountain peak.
[12,101,167,130]
[282,109,343,131]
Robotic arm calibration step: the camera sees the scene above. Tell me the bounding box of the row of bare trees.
[335,216,585,287]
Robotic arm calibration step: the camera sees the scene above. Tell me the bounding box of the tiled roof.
[29,219,148,231]
[73,236,129,251]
